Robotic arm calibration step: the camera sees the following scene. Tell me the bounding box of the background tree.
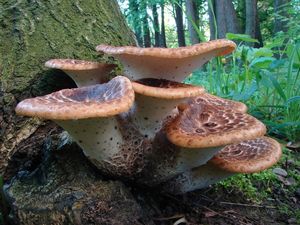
[185,0,201,44]
[173,0,186,46]
[274,0,291,33]
[151,1,161,46]
[141,0,152,47]
[128,0,144,46]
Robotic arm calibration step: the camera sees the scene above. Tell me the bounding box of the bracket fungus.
[130,78,205,138]
[160,137,282,194]
[96,39,236,81]
[45,59,116,87]
[15,76,147,176]
[15,39,282,195]
[140,102,266,185]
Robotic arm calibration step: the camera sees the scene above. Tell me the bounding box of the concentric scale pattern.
[211,137,282,173]
[166,103,266,148]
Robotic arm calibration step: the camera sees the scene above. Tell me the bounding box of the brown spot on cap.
[96,39,236,82]
[15,76,134,120]
[210,137,282,173]
[165,103,266,148]
[45,59,116,71]
[190,93,248,113]
[132,78,205,99]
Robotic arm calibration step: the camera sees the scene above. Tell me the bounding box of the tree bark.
[141,0,151,47]
[224,0,241,34]
[215,0,227,38]
[160,1,168,47]
[173,0,186,46]
[274,0,290,33]
[152,3,161,47]
[245,0,263,46]
[208,0,217,40]
[0,0,135,180]
[185,0,200,44]
[129,0,144,46]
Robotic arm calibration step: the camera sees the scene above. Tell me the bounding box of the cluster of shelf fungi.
[16,39,282,194]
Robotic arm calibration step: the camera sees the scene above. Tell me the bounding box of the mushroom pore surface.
[96,39,236,81]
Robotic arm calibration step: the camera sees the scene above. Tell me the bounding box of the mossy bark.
[0,0,136,175]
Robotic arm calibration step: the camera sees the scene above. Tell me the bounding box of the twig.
[218,201,276,209]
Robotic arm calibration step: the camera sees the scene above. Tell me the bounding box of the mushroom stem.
[131,95,184,138]
[160,163,233,195]
[45,59,116,87]
[138,130,222,186]
[55,118,123,168]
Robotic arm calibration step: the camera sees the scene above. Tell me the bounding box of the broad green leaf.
[249,57,276,69]
[226,33,259,43]
[253,48,274,57]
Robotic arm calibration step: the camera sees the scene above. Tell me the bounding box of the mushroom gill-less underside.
[130,78,205,139]
[160,136,282,194]
[96,39,236,81]
[45,59,116,87]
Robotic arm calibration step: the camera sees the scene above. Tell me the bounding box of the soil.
[1,125,299,225]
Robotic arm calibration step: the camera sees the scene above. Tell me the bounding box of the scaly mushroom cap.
[190,93,247,113]
[210,137,282,173]
[45,59,116,86]
[165,104,266,148]
[132,78,205,99]
[96,39,236,81]
[15,76,134,120]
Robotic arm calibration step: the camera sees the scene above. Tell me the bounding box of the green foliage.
[186,34,300,142]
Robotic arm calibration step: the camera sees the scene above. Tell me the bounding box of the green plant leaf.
[249,57,276,69]
[269,75,287,101]
[226,33,259,43]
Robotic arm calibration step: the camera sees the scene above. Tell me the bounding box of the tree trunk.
[215,0,227,38]
[224,0,241,34]
[141,0,151,47]
[185,0,200,44]
[274,0,290,33]
[160,1,168,47]
[0,0,135,184]
[129,0,144,46]
[173,0,186,46]
[245,0,263,46]
[152,3,161,47]
[208,0,217,40]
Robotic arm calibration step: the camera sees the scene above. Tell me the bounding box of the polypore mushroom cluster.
[15,39,282,194]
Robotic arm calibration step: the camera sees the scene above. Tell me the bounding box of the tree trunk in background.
[0,0,135,185]
[129,0,144,46]
[224,0,241,34]
[245,0,263,46]
[215,0,227,38]
[237,0,246,32]
[160,1,167,47]
[185,0,200,44]
[174,0,186,46]
[141,1,151,47]
[274,0,290,33]
[208,0,216,40]
[152,3,161,47]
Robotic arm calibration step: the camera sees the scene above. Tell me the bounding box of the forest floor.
[135,145,300,225]
[1,125,299,225]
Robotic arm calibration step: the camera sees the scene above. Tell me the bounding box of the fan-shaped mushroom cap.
[16,76,134,120]
[190,93,247,113]
[45,59,116,87]
[166,103,266,148]
[160,137,282,194]
[130,78,205,138]
[96,39,236,82]
[211,136,282,173]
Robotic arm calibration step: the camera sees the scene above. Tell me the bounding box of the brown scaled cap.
[132,78,205,99]
[210,137,282,173]
[189,93,247,113]
[96,40,236,81]
[45,59,116,71]
[96,39,235,58]
[165,103,266,148]
[15,76,134,120]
